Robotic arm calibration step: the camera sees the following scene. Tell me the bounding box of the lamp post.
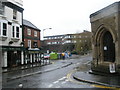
[43,28,52,65]
[43,28,52,40]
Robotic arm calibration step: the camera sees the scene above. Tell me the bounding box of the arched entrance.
[102,31,115,62]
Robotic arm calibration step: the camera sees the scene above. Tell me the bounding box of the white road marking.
[48,84,53,88]
[65,79,69,82]
[58,77,66,81]
[84,61,91,65]
[61,81,66,84]
[53,80,59,84]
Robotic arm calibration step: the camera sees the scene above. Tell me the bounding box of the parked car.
[43,54,50,59]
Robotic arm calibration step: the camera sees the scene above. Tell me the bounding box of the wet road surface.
[2,55,102,88]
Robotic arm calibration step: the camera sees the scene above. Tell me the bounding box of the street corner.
[73,70,120,89]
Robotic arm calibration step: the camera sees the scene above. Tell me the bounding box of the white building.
[0,0,24,67]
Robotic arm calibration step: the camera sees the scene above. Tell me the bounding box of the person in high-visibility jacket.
[61,52,65,60]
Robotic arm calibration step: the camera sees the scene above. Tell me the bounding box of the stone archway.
[93,26,116,64]
[102,31,115,62]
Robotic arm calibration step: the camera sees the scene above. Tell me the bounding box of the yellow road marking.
[91,85,119,89]
[66,69,87,85]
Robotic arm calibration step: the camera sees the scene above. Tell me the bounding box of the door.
[103,31,115,62]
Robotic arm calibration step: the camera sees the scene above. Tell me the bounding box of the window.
[12,25,20,38]
[28,40,31,48]
[33,42,38,48]
[47,42,51,45]
[3,23,7,36]
[34,31,37,37]
[16,27,19,38]
[27,28,31,35]
[0,2,4,15]
[12,26,15,37]
[13,10,17,20]
[0,22,2,35]
[0,22,7,36]
[79,36,81,38]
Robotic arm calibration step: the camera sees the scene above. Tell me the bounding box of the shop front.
[24,48,41,64]
[1,46,24,68]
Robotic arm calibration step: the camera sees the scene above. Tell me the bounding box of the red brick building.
[23,19,41,64]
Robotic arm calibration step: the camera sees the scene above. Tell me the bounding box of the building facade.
[90,2,120,73]
[23,19,41,64]
[43,30,91,53]
[0,0,24,67]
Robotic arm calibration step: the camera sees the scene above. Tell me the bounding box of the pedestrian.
[61,52,65,60]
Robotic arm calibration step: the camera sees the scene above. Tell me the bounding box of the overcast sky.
[23,0,119,39]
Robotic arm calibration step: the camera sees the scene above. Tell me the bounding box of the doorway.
[103,31,115,62]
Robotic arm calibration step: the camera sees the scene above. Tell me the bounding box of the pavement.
[73,66,120,88]
[2,61,49,73]
[2,59,73,82]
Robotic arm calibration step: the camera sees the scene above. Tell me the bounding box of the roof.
[23,19,41,31]
[90,2,119,18]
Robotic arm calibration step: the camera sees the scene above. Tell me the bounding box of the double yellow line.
[66,69,120,89]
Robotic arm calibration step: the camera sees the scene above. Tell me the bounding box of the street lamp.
[42,28,52,65]
[43,28,52,40]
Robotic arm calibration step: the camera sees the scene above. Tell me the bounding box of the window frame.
[12,26,15,37]
[27,28,31,35]
[28,40,31,48]
[16,26,19,38]
[12,24,20,38]
[0,21,7,37]
[34,31,37,37]
[13,10,17,20]
[0,1,4,15]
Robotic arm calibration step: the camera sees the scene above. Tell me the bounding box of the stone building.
[90,2,120,73]
[0,0,24,67]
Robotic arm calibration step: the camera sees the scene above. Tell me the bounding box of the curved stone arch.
[93,24,117,63]
[94,24,117,45]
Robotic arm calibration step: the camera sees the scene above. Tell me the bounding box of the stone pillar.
[37,53,39,62]
[21,51,24,65]
[30,54,32,63]
[25,54,27,64]
[3,51,7,67]
[34,54,35,62]
[39,54,41,61]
